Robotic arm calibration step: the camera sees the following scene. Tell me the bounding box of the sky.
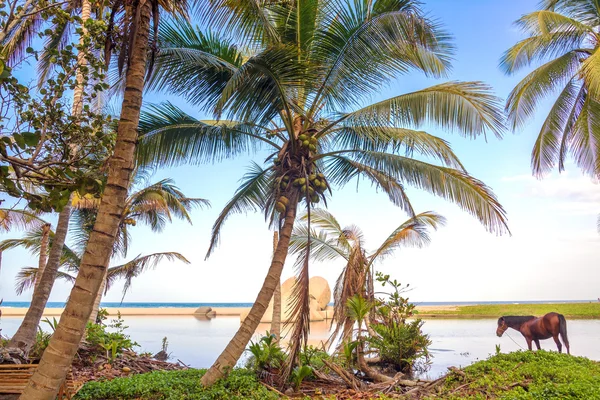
[1,0,599,304]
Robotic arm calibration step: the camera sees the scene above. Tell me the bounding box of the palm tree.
[501,0,600,178]
[140,1,509,385]
[22,1,189,398]
[270,231,281,343]
[290,209,444,349]
[70,175,208,321]
[2,176,205,318]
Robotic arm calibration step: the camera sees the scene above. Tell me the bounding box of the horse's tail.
[558,313,570,355]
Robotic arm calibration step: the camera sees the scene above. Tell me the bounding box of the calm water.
[2,316,599,378]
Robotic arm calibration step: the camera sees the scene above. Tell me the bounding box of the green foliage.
[30,327,52,359]
[366,273,431,373]
[75,368,279,400]
[0,5,113,211]
[85,313,138,363]
[426,351,600,400]
[346,295,373,328]
[290,364,313,391]
[299,345,330,371]
[245,332,286,373]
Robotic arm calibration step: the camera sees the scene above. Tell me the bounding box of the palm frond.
[137,102,267,168]
[369,211,446,263]
[326,151,509,235]
[14,267,76,296]
[531,79,585,177]
[0,208,47,232]
[107,252,190,300]
[505,50,582,129]
[313,7,453,109]
[569,93,600,177]
[148,18,245,107]
[329,126,466,170]
[344,81,505,139]
[289,223,349,262]
[580,48,600,99]
[500,10,593,74]
[206,162,274,258]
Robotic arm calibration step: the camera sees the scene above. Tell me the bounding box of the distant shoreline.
[2,302,599,318]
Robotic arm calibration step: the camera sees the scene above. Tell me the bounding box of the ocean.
[0,300,595,308]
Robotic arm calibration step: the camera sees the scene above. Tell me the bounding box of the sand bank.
[1,305,457,317]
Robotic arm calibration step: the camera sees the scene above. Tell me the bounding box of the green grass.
[420,303,600,319]
[74,368,279,400]
[422,350,600,399]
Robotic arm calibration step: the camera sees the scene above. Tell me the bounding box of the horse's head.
[496,317,508,337]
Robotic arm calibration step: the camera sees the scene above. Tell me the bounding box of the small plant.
[30,327,52,359]
[299,345,330,370]
[246,332,286,373]
[495,344,501,356]
[291,364,313,391]
[96,308,109,325]
[42,317,59,332]
[84,312,138,363]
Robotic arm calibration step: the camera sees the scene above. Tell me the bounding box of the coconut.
[310,137,318,145]
[275,202,286,213]
[298,134,308,141]
[301,184,307,192]
[302,140,310,147]
[279,196,289,205]
[317,173,325,178]
[309,174,317,181]
[309,144,317,152]
[283,175,290,182]
[298,177,306,185]
[311,194,320,203]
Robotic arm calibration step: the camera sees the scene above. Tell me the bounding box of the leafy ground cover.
[74,368,278,400]
[420,303,600,319]
[423,350,600,399]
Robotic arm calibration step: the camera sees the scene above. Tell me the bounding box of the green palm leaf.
[15,267,76,296]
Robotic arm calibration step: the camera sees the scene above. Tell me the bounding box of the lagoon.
[2,316,599,378]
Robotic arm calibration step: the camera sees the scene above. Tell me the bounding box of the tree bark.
[19,1,151,398]
[9,204,71,351]
[88,270,107,324]
[34,223,52,290]
[201,197,298,387]
[270,231,281,343]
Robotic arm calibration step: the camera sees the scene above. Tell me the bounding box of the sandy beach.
[0,305,459,317]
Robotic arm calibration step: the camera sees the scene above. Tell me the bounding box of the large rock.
[240,276,332,323]
[309,276,331,310]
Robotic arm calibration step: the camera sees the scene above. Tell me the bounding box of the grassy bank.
[75,351,600,399]
[427,350,600,399]
[419,302,600,319]
[74,369,278,400]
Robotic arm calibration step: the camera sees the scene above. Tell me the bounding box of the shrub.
[85,312,138,362]
[245,332,286,373]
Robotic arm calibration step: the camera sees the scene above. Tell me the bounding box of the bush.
[245,332,286,373]
[85,312,138,362]
[75,368,279,400]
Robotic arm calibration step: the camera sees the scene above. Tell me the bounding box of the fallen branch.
[260,381,289,398]
[323,359,362,391]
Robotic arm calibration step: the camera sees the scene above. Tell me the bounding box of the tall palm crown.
[140,0,509,382]
[290,209,444,348]
[502,0,600,178]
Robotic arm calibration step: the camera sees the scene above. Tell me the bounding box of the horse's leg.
[526,337,533,351]
[534,339,541,350]
[553,335,562,353]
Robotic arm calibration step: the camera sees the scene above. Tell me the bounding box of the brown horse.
[496,312,570,354]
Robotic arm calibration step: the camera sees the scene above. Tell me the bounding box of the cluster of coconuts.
[298,131,318,152]
[275,173,329,213]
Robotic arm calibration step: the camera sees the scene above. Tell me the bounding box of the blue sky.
[1,0,599,303]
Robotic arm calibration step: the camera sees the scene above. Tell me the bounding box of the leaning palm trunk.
[19,2,151,398]
[88,270,107,324]
[270,231,281,342]
[8,0,92,352]
[201,198,298,386]
[34,223,51,290]
[9,204,71,350]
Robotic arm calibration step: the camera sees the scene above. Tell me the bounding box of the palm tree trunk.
[270,231,281,343]
[8,0,93,353]
[34,223,51,290]
[201,197,298,387]
[89,270,107,324]
[9,204,71,351]
[19,2,151,398]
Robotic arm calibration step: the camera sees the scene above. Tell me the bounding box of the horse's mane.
[500,315,535,325]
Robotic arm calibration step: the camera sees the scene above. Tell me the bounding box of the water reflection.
[2,316,599,378]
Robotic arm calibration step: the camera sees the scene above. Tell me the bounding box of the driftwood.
[322,359,362,391]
